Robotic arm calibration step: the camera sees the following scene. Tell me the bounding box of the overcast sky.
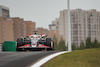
[0,0,100,30]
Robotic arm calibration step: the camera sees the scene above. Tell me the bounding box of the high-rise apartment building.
[0,17,14,43]
[0,17,4,43]
[6,17,22,41]
[0,5,36,43]
[25,21,36,35]
[0,17,36,43]
[36,28,48,34]
[0,5,10,18]
[49,18,64,41]
[2,21,14,41]
[5,18,36,41]
[49,18,59,31]
[59,9,100,47]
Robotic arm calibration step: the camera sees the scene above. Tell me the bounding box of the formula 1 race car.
[16,31,54,51]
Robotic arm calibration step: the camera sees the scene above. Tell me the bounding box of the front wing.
[16,44,53,51]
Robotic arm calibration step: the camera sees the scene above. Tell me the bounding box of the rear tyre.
[46,38,54,51]
[52,41,54,51]
[46,38,51,46]
[17,38,24,47]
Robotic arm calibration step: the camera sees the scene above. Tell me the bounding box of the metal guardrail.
[0,44,2,52]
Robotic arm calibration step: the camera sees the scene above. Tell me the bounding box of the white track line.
[30,51,71,67]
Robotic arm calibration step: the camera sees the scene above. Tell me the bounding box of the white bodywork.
[28,34,47,48]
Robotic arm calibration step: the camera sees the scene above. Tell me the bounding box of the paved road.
[0,51,59,67]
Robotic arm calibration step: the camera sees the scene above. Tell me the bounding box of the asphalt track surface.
[0,51,59,67]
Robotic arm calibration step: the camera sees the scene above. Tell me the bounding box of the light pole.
[67,0,71,51]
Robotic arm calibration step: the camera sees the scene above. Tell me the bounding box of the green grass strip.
[43,48,100,67]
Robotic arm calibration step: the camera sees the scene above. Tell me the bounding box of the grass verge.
[43,48,100,67]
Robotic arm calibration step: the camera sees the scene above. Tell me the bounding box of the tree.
[86,37,91,48]
[72,42,76,51]
[92,38,99,48]
[80,40,85,50]
[77,47,80,50]
[58,37,66,51]
[53,35,58,50]
[98,42,100,48]
[66,43,68,51]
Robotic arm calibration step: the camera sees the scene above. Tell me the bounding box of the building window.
[71,14,73,16]
[63,12,65,16]
[56,26,59,31]
[80,26,82,29]
[57,22,59,25]
[79,24,81,26]
[94,24,96,29]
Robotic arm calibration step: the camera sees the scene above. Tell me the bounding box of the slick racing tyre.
[17,38,24,47]
[46,38,51,47]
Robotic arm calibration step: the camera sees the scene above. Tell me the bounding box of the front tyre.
[17,38,24,47]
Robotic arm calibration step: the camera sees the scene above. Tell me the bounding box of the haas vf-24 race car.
[16,32,54,51]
